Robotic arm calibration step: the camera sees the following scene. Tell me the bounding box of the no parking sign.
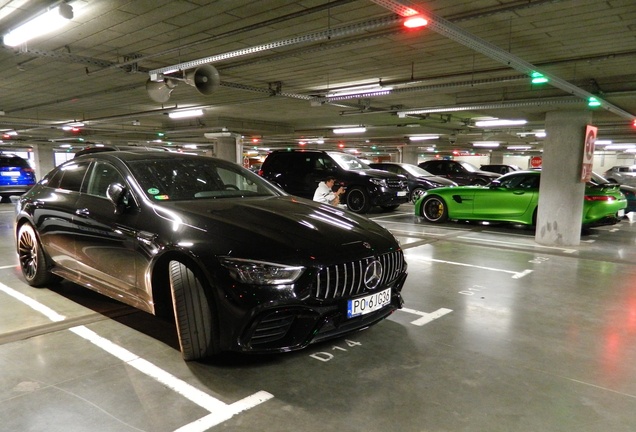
[581,125,597,182]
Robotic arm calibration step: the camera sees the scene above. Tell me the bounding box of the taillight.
[585,195,614,202]
[257,169,263,176]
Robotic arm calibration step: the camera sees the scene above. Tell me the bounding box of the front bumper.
[369,188,409,207]
[228,272,408,353]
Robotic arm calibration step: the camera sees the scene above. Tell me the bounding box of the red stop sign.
[530,156,542,168]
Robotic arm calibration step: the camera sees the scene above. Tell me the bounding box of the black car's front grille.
[387,179,406,189]
[313,250,405,300]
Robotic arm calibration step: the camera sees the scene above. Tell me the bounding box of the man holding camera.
[313,176,346,206]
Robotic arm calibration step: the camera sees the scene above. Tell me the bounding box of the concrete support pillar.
[32,144,55,181]
[213,135,243,165]
[535,110,592,246]
[489,150,504,164]
[402,146,419,165]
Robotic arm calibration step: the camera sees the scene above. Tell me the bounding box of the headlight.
[220,257,305,285]
[370,178,387,187]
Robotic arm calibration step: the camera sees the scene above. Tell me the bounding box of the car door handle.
[513,191,526,195]
[136,231,157,245]
[75,208,90,216]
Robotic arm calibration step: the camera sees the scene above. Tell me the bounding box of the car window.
[128,158,279,201]
[328,153,369,171]
[85,161,126,198]
[0,155,30,168]
[458,161,479,172]
[499,174,539,189]
[48,161,90,192]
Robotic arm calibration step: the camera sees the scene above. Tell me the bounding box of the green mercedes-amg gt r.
[414,170,627,227]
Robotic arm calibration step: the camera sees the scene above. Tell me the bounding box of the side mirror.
[489,180,501,189]
[106,182,128,215]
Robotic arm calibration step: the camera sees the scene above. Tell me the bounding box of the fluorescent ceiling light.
[3,4,74,47]
[409,135,439,141]
[472,141,500,147]
[507,145,532,150]
[605,144,636,150]
[169,109,204,119]
[475,119,528,127]
[326,84,388,97]
[333,127,366,134]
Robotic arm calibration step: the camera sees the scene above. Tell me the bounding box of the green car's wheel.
[420,195,448,223]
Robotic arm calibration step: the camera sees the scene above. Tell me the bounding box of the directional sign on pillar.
[580,125,597,182]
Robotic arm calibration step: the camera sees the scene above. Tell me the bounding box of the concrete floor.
[1,202,636,432]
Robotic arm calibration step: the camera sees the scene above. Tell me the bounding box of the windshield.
[328,152,370,171]
[459,161,479,172]
[128,157,282,201]
[401,164,434,177]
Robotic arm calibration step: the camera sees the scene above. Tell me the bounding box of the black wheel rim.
[424,198,444,221]
[347,190,364,212]
[18,230,37,280]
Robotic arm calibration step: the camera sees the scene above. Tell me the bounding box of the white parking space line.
[415,257,533,279]
[458,235,577,254]
[0,282,273,431]
[399,307,453,326]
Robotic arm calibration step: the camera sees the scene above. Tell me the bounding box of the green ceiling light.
[530,71,548,84]
[588,96,602,107]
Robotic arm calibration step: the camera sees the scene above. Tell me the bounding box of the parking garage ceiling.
[0,0,634,156]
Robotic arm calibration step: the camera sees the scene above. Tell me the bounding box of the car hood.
[154,196,399,264]
[348,168,405,179]
[417,175,456,185]
[474,170,501,178]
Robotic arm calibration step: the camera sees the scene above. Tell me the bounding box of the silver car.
[603,166,636,186]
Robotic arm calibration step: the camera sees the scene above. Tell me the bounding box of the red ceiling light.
[404,14,428,28]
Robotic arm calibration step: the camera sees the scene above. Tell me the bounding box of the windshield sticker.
[148,187,160,195]
[154,195,170,200]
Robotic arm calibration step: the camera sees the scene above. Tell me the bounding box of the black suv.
[259,150,409,213]
[418,159,500,185]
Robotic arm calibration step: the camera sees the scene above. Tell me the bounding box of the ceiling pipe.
[148,15,402,81]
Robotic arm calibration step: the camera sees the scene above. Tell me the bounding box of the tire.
[410,187,426,203]
[169,260,219,361]
[17,224,61,287]
[420,195,449,223]
[346,186,371,213]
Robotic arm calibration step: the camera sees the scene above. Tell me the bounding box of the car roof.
[73,150,204,163]
[73,145,168,158]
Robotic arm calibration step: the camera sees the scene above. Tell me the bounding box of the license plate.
[397,191,407,197]
[618,209,625,217]
[347,288,391,319]
[1,171,19,177]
